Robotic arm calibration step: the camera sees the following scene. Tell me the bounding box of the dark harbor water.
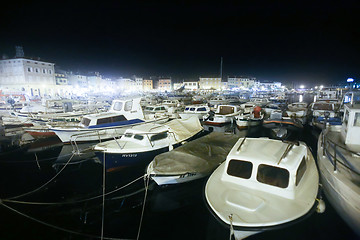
[0,95,359,240]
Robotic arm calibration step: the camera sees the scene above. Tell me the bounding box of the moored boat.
[50,98,169,143]
[147,132,239,185]
[93,117,204,172]
[203,105,242,126]
[178,105,210,120]
[205,137,321,239]
[317,100,360,236]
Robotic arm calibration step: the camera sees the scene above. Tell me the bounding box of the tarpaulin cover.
[152,132,240,175]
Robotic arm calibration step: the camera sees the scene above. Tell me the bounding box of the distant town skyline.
[1,1,359,86]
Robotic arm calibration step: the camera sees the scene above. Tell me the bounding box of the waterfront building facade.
[199,77,221,90]
[158,78,172,92]
[184,80,199,91]
[227,76,257,90]
[0,57,56,97]
[143,79,153,91]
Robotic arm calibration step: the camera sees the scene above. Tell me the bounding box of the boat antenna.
[236,137,246,152]
[278,143,294,165]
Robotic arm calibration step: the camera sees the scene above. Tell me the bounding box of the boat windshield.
[227,160,253,179]
[256,164,289,188]
[312,103,333,111]
[197,107,207,112]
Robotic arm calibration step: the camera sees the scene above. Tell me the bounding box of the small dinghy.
[205,137,321,239]
[147,132,239,185]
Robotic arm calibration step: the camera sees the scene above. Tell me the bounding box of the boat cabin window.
[256,164,289,188]
[112,115,127,122]
[113,102,123,111]
[296,157,307,186]
[81,117,91,127]
[150,132,168,141]
[145,107,154,111]
[197,107,207,112]
[97,115,127,125]
[124,101,133,111]
[354,113,360,127]
[124,133,133,138]
[134,134,144,140]
[227,160,253,179]
[185,107,190,111]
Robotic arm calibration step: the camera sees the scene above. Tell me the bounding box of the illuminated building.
[0,57,55,97]
[199,77,221,90]
[227,77,257,90]
[158,78,172,92]
[143,79,153,91]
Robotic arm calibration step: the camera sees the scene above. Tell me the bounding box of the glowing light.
[320,85,323,90]
[299,85,305,89]
[347,78,354,83]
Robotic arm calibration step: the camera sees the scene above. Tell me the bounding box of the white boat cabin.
[309,101,340,118]
[221,138,316,199]
[109,98,145,119]
[79,98,146,128]
[341,104,360,152]
[183,105,210,114]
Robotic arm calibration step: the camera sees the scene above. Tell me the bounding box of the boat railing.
[70,128,125,154]
[321,130,360,175]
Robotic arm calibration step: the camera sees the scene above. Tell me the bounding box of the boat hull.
[317,132,360,236]
[95,146,171,172]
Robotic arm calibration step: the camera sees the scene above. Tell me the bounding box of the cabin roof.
[227,138,307,172]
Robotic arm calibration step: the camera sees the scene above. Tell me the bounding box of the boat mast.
[220,56,223,81]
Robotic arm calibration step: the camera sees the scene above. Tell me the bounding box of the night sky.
[1,1,360,86]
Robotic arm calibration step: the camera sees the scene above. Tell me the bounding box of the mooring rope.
[2,175,145,205]
[5,153,76,200]
[0,200,132,240]
[34,153,41,170]
[229,214,235,240]
[136,174,150,240]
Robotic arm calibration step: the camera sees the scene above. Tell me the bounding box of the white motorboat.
[93,117,204,172]
[309,101,341,128]
[208,96,230,107]
[50,98,168,143]
[239,102,256,114]
[143,104,181,119]
[235,112,264,129]
[205,137,321,239]
[203,105,242,126]
[178,105,210,120]
[317,99,360,236]
[248,97,270,107]
[286,102,308,118]
[147,132,239,185]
